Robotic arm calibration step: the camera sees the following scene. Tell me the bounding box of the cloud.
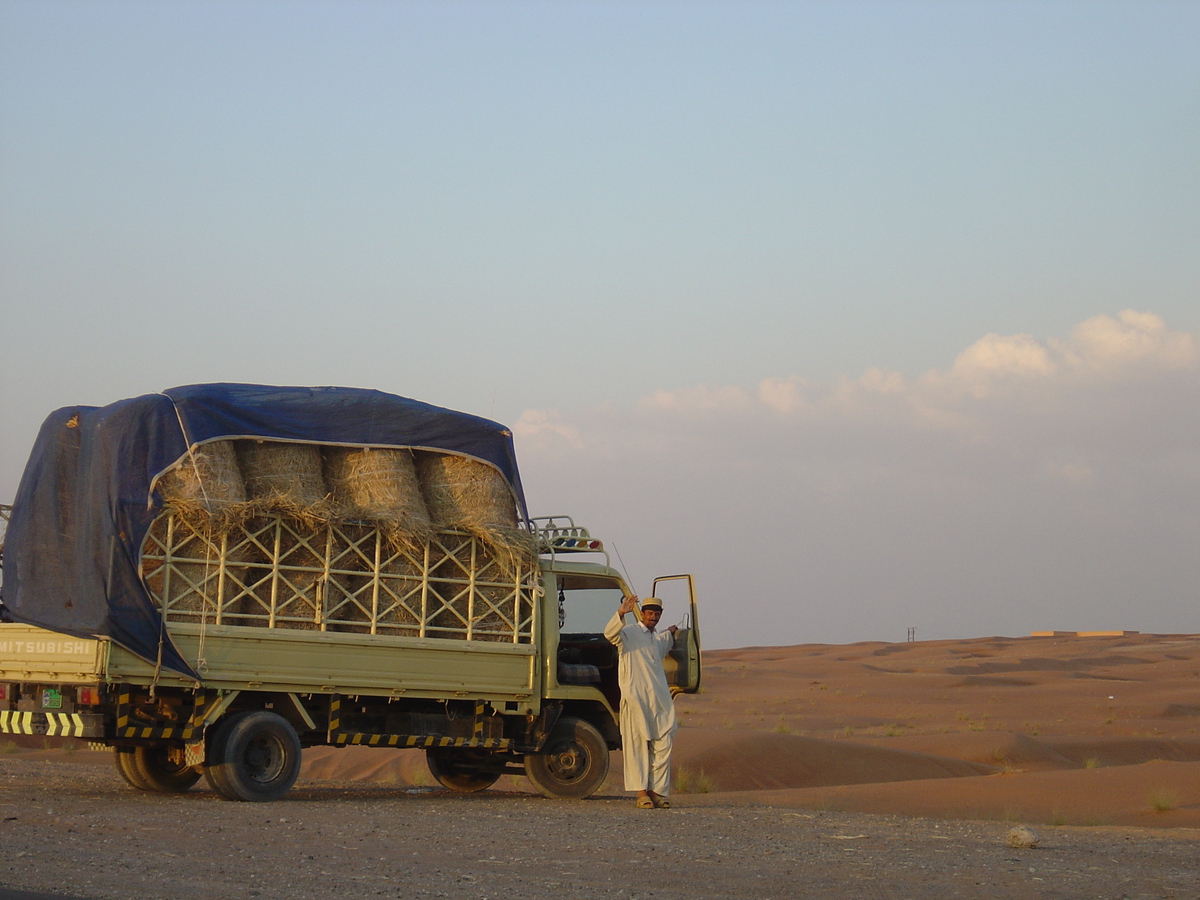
[512,408,583,450]
[639,383,755,415]
[515,312,1200,647]
[522,310,1199,457]
[1067,309,1199,372]
[949,331,1056,389]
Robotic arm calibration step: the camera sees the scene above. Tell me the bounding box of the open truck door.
[651,574,701,695]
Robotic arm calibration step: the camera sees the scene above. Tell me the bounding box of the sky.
[1,1,1197,648]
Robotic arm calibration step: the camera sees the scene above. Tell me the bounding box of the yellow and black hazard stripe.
[0,710,103,738]
[114,688,216,740]
[328,695,341,735]
[328,696,508,748]
[332,732,511,749]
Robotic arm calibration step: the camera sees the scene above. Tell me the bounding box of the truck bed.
[1,621,536,701]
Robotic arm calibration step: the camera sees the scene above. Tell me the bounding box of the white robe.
[604,611,676,742]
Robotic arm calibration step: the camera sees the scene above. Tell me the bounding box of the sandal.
[652,796,671,809]
[636,796,654,809]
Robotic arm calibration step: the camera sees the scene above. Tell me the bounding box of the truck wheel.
[426,748,503,792]
[204,711,301,802]
[524,716,609,800]
[132,744,201,792]
[114,747,152,791]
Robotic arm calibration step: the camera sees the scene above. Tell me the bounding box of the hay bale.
[415,451,535,575]
[415,452,517,529]
[369,536,430,637]
[236,440,330,519]
[427,543,532,643]
[318,523,422,636]
[157,440,246,526]
[261,522,324,631]
[208,515,324,630]
[323,447,432,549]
[320,522,374,634]
[142,512,250,624]
[232,441,329,627]
[142,520,218,620]
[427,585,528,643]
[373,561,424,638]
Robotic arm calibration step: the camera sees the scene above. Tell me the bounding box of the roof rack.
[531,515,607,560]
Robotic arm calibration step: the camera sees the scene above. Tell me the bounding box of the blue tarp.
[1,384,528,680]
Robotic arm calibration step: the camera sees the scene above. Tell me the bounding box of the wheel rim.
[147,746,190,778]
[241,733,286,784]
[544,740,589,783]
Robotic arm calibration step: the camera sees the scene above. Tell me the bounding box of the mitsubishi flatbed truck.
[0,385,700,801]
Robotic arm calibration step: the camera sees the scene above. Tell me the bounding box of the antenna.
[610,542,634,588]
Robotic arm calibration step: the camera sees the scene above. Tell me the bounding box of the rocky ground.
[2,758,1198,900]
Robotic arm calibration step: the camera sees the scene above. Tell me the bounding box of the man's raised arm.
[605,593,639,644]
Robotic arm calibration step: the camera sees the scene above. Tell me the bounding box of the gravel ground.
[2,758,1198,900]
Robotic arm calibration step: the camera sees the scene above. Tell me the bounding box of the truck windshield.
[557,580,624,634]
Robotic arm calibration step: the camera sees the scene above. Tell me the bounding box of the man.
[604,593,677,809]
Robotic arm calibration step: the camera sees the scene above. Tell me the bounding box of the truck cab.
[489,516,701,800]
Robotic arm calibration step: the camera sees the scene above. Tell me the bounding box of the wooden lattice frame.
[140,511,537,643]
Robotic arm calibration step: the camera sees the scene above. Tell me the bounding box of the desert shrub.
[1147,788,1180,812]
[674,767,714,794]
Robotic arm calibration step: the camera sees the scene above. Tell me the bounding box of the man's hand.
[618,594,639,616]
[667,624,678,635]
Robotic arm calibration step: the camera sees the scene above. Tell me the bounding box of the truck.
[0,384,700,801]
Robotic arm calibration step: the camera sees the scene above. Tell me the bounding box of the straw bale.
[372,559,424,638]
[427,543,533,643]
[259,522,324,631]
[230,442,330,627]
[141,512,251,623]
[236,440,331,521]
[415,452,517,529]
[427,585,529,643]
[203,515,324,630]
[316,523,423,636]
[319,523,374,634]
[323,447,432,551]
[370,535,431,637]
[415,452,536,576]
[157,440,247,527]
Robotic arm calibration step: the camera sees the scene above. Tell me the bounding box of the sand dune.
[681,760,1200,829]
[668,728,996,790]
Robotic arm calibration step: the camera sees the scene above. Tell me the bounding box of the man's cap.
[640,599,663,611]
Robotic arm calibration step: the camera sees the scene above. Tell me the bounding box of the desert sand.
[668,631,1200,828]
[5,631,1198,829]
[2,632,1199,899]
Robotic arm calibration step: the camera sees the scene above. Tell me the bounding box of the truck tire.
[204,711,301,802]
[131,744,201,792]
[524,716,609,800]
[114,747,152,791]
[426,748,503,792]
